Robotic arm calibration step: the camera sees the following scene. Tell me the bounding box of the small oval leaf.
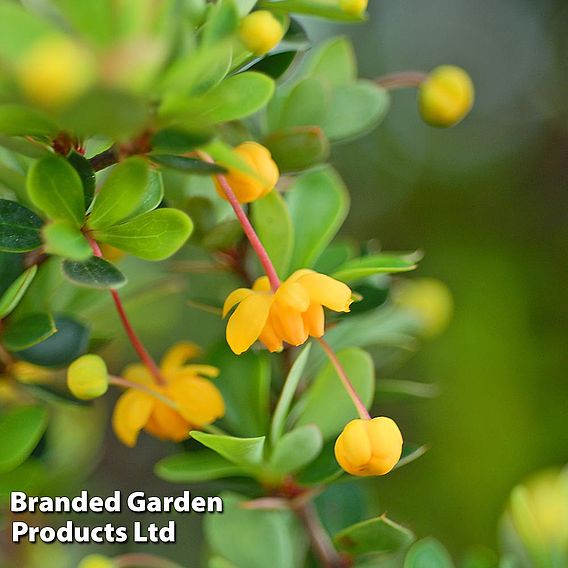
[62,256,127,289]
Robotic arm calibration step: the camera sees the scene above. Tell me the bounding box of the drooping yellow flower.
[239,11,285,56]
[215,142,279,204]
[223,270,353,355]
[112,343,224,447]
[339,0,368,17]
[418,65,474,127]
[334,417,403,477]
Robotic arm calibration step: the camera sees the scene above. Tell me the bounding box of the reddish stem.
[376,71,428,90]
[317,338,371,420]
[200,153,281,291]
[88,238,166,386]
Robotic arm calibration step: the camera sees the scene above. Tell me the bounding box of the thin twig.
[375,71,428,90]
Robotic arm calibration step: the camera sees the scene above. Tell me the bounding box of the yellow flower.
[78,555,116,568]
[17,35,96,109]
[215,142,279,204]
[339,0,368,17]
[9,361,55,385]
[112,343,224,447]
[334,417,403,476]
[239,11,285,56]
[418,65,474,127]
[67,355,109,400]
[223,270,353,355]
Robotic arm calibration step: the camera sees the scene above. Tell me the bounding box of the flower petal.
[122,363,153,386]
[302,303,325,337]
[226,292,273,354]
[223,288,253,317]
[112,390,154,447]
[252,276,271,292]
[161,341,201,374]
[169,377,225,427]
[276,281,310,312]
[145,402,191,442]
[271,301,308,346]
[297,272,353,312]
[259,317,284,352]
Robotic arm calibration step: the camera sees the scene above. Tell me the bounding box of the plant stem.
[89,147,119,171]
[375,71,428,90]
[88,238,166,386]
[317,338,371,420]
[114,554,184,568]
[293,501,347,568]
[199,152,281,291]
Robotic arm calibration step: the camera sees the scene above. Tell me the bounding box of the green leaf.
[62,256,127,289]
[67,151,96,209]
[260,0,367,21]
[42,221,92,260]
[128,170,165,219]
[2,312,56,351]
[87,157,149,230]
[51,0,114,47]
[270,344,311,445]
[306,37,356,87]
[155,451,247,483]
[376,380,438,402]
[332,253,418,283]
[93,209,193,261]
[274,78,329,130]
[0,199,43,252]
[190,431,266,468]
[0,265,37,319]
[404,538,455,568]
[27,155,85,227]
[150,155,227,175]
[264,126,329,173]
[202,220,243,251]
[250,51,300,81]
[287,166,349,272]
[334,516,415,556]
[161,72,275,127]
[294,347,375,440]
[0,406,49,474]
[395,444,428,470]
[0,105,58,137]
[209,344,271,437]
[252,191,293,278]
[205,492,307,568]
[17,316,90,367]
[269,424,322,475]
[0,135,51,159]
[202,0,239,46]
[0,163,28,200]
[151,128,215,154]
[322,81,390,141]
[297,439,342,485]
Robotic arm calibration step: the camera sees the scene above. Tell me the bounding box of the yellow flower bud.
[215,142,279,204]
[418,65,474,127]
[67,355,109,401]
[17,36,96,109]
[239,11,285,56]
[395,278,453,338]
[334,417,403,477]
[339,0,368,17]
[78,555,116,568]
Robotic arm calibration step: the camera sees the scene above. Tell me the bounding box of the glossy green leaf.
[0,265,37,319]
[209,344,271,437]
[322,81,390,141]
[0,406,49,474]
[93,209,193,260]
[270,344,311,445]
[334,516,415,556]
[259,0,367,21]
[306,37,356,87]
[151,128,215,154]
[0,253,24,297]
[62,256,127,289]
[161,72,275,127]
[87,157,149,230]
[332,253,418,282]
[128,169,165,219]
[67,151,96,209]
[27,155,85,227]
[150,155,227,175]
[252,190,293,277]
[0,105,58,137]
[17,316,90,367]
[205,492,307,568]
[287,166,349,271]
[190,431,266,468]
[294,347,375,440]
[264,126,329,173]
[2,312,56,351]
[155,451,246,483]
[404,538,455,568]
[269,424,323,475]
[0,199,43,252]
[274,78,329,129]
[42,221,92,260]
[249,51,299,80]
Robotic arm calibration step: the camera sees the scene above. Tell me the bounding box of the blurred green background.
[311,0,568,556]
